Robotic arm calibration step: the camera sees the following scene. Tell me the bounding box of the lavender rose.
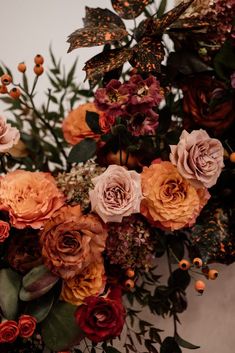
[0,116,20,153]
[170,129,224,188]
[89,165,142,223]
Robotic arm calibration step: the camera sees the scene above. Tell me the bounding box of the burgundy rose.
[181,75,235,136]
[75,287,125,343]
[0,320,19,343]
[0,220,10,243]
[18,315,37,338]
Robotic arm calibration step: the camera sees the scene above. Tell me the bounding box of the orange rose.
[61,261,106,306]
[40,205,107,279]
[62,102,101,145]
[140,162,210,231]
[0,320,19,343]
[18,315,37,338]
[0,170,65,229]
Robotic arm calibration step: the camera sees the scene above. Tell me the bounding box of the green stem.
[30,75,39,96]
[166,246,178,337]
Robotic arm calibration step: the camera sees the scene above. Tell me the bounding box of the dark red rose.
[75,287,125,343]
[0,320,19,343]
[18,315,37,338]
[181,75,235,136]
[0,220,10,243]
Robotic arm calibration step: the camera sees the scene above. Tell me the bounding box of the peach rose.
[89,165,143,223]
[0,170,65,229]
[141,162,210,231]
[0,116,20,153]
[0,220,10,243]
[61,261,106,306]
[40,205,107,279]
[62,102,101,145]
[170,129,224,188]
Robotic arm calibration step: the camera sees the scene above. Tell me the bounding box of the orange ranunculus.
[62,102,101,145]
[140,162,210,231]
[0,170,65,229]
[61,261,106,306]
[40,205,107,280]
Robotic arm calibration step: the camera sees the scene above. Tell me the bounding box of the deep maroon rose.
[181,75,235,136]
[0,320,19,343]
[75,287,125,343]
[0,220,10,243]
[18,315,37,338]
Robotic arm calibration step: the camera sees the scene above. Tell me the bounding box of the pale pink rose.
[170,129,224,188]
[0,116,20,153]
[0,170,65,229]
[89,165,142,223]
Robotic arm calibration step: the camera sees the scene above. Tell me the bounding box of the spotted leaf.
[83,7,126,29]
[111,0,151,19]
[67,25,128,52]
[83,46,132,86]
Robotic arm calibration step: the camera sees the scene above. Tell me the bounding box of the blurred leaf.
[86,111,102,134]
[214,39,235,81]
[0,269,21,320]
[168,269,191,291]
[22,72,29,92]
[66,58,78,86]
[67,25,128,52]
[83,7,126,29]
[41,302,83,351]
[175,333,200,349]
[104,347,122,353]
[160,337,182,353]
[145,340,158,353]
[68,138,97,163]
[157,0,167,18]
[24,291,54,323]
[150,327,162,344]
[111,0,151,19]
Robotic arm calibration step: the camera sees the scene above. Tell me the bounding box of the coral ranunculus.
[170,129,224,188]
[181,75,235,136]
[18,315,37,338]
[61,261,106,306]
[0,320,19,343]
[62,102,101,145]
[140,162,210,231]
[75,286,125,343]
[0,116,20,153]
[0,220,10,243]
[89,165,143,223]
[0,170,65,229]
[40,205,107,280]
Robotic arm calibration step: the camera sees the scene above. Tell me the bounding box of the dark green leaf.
[145,340,158,353]
[41,302,83,351]
[86,111,102,134]
[22,72,29,92]
[175,333,200,350]
[168,269,191,291]
[104,347,122,353]
[68,138,97,163]
[66,58,78,86]
[0,269,22,320]
[214,39,235,81]
[150,327,162,344]
[160,337,182,353]
[83,7,126,29]
[157,0,167,18]
[24,291,54,323]
[67,25,128,52]
[111,0,151,19]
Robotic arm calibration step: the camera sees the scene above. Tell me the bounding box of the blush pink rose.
[0,116,20,153]
[0,170,65,229]
[141,162,210,231]
[89,165,142,223]
[170,129,224,188]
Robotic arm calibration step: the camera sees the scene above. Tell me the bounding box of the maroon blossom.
[127,109,159,136]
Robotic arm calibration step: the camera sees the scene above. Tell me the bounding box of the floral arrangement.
[0,0,234,352]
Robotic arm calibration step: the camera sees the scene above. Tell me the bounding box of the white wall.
[1,1,235,352]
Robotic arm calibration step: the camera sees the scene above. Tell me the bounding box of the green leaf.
[24,291,54,323]
[175,333,200,350]
[104,347,122,353]
[41,302,83,351]
[68,138,97,163]
[214,39,235,81]
[168,269,191,291]
[66,58,78,86]
[0,269,22,320]
[160,337,182,353]
[157,0,167,18]
[86,111,102,134]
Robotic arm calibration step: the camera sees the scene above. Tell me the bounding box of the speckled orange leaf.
[83,7,126,29]
[111,0,151,19]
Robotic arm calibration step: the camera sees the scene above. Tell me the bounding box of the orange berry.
[1,74,12,85]
[125,268,135,278]
[208,269,218,280]
[178,259,191,271]
[195,280,205,294]
[124,279,135,290]
[193,257,203,268]
[34,54,44,65]
[0,85,8,94]
[229,152,235,163]
[9,87,21,99]
[17,62,26,73]
[34,64,44,76]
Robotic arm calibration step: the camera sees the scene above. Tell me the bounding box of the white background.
[1,1,235,352]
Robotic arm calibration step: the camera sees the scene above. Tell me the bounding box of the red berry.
[178,259,191,271]
[18,62,27,73]
[9,87,21,99]
[34,54,44,65]
[1,74,12,85]
[195,280,205,294]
